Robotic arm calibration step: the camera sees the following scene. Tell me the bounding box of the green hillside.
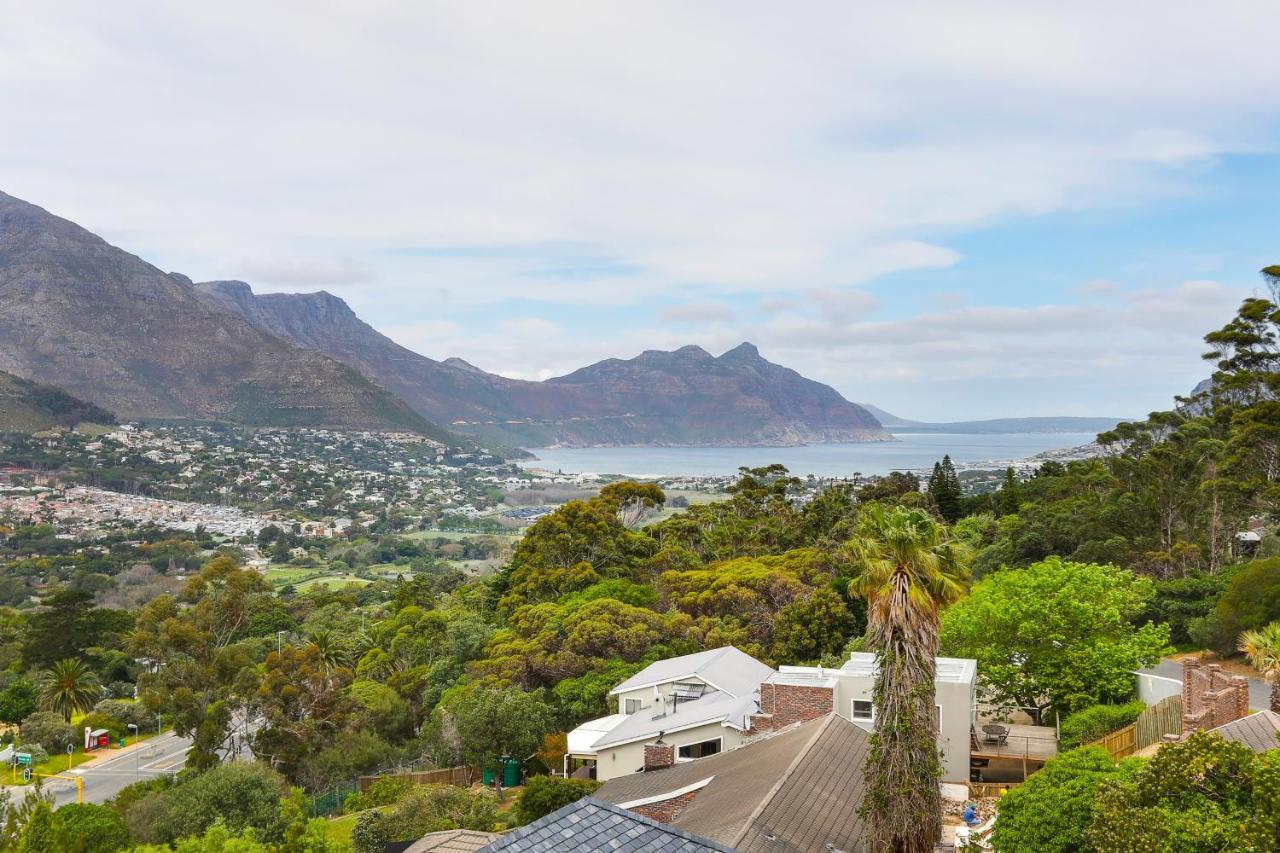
[0,369,116,432]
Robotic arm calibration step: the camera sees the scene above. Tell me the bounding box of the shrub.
[514,776,600,825]
[19,711,76,752]
[94,700,153,730]
[378,784,499,842]
[991,746,1134,853]
[103,681,136,700]
[351,810,388,853]
[149,763,290,844]
[0,679,38,725]
[24,743,49,766]
[78,712,126,742]
[1059,701,1145,750]
[51,802,131,853]
[344,776,412,813]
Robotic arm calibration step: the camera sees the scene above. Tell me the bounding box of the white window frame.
[624,698,644,714]
[676,736,723,762]
[851,699,875,722]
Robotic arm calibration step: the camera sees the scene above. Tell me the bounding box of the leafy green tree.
[940,557,1169,719]
[15,801,60,853]
[427,684,553,775]
[37,658,100,722]
[991,746,1133,853]
[928,456,962,523]
[18,711,76,752]
[770,586,859,664]
[130,556,274,769]
[514,776,601,825]
[847,504,970,853]
[148,763,290,845]
[0,680,37,726]
[1207,557,1280,653]
[997,467,1021,516]
[1086,731,1280,850]
[21,589,125,670]
[49,802,131,853]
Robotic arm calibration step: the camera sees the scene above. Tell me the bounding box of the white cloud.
[657,302,737,324]
[0,2,1275,415]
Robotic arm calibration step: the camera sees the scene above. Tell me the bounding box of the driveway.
[1138,658,1272,712]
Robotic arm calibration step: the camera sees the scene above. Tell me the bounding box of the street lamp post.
[128,724,139,778]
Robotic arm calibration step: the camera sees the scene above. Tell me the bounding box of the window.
[624,698,644,714]
[677,738,722,760]
[851,700,874,722]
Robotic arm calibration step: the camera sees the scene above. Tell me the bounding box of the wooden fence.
[1089,695,1182,759]
[358,765,479,792]
[969,781,1023,799]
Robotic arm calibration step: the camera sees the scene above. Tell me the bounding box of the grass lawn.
[405,528,523,542]
[293,574,372,592]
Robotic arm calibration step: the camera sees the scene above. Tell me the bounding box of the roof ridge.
[728,713,837,848]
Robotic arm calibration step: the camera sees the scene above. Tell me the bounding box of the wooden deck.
[971,724,1059,761]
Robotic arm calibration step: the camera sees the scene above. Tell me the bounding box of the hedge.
[1059,700,1145,750]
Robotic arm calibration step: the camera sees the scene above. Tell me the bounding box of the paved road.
[5,732,192,807]
[1137,659,1271,711]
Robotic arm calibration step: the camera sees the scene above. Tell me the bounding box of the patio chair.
[981,723,1009,746]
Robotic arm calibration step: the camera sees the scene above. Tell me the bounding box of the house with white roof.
[565,647,775,781]
[566,646,980,784]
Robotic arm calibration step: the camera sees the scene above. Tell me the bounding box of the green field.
[405,528,523,542]
[293,574,372,592]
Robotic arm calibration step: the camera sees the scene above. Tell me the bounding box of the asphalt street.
[4,732,192,807]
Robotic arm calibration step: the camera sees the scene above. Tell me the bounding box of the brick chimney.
[750,679,834,733]
[1181,659,1251,734]
[644,735,675,772]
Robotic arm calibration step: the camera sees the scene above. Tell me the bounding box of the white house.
[566,646,979,784]
[564,646,774,781]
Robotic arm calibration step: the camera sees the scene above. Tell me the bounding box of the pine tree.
[998,467,1021,516]
[930,456,962,523]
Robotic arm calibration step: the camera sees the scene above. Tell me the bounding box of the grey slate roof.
[610,646,776,700]
[596,714,870,853]
[1213,710,1280,754]
[405,829,502,852]
[478,797,733,853]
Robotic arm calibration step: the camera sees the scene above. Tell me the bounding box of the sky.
[3,2,1279,421]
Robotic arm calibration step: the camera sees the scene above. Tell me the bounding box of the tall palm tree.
[847,504,971,853]
[308,629,352,672]
[37,659,100,722]
[1238,622,1280,713]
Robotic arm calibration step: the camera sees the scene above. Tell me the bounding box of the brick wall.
[644,742,675,772]
[750,682,833,732]
[627,788,700,823]
[1181,659,1250,734]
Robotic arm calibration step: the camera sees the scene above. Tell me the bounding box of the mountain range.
[0,191,889,448]
[0,189,1122,449]
[195,281,890,447]
[0,191,446,439]
[858,403,1126,435]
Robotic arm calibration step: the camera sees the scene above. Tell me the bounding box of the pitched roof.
[405,829,502,852]
[477,797,733,853]
[1213,710,1280,754]
[590,690,757,750]
[610,646,776,699]
[595,714,870,853]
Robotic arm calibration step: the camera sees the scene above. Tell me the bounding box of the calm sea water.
[518,432,1097,478]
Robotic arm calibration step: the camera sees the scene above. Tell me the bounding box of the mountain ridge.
[858,403,1126,434]
[196,282,891,447]
[0,369,116,432]
[0,191,447,438]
